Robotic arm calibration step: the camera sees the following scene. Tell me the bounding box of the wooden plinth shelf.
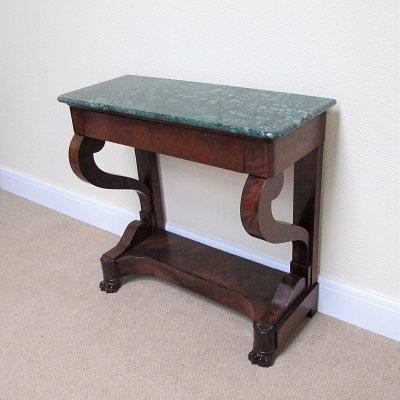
[117,230,287,319]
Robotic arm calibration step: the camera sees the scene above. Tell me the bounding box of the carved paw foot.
[99,279,121,293]
[248,350,275,367]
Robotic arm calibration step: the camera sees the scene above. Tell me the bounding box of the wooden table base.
[67,108,325,368]
[98,224,318,367]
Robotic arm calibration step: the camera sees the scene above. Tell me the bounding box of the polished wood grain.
[69,134,152,215]
[66,104,327,367]
[135,149,165,232]
[79,109,245,173]
[98,229,312,367]
[99,221,153,293]
[69,107,325,178]
[240,172,309,245]
[243,114,325,177]
[291,145,324,286]
[118,231,286,317]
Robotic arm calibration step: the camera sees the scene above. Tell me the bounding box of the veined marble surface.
[58,75,336,140]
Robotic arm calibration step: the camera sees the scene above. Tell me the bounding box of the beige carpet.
[0,189,399,400]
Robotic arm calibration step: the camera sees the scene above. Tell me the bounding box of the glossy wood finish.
[134,149,165,232]
[240,172,309,245]
[243,114,325,177]
[99,227,310,368]
[291,145,324,286]
[67,105,326,367]
[69,134,152,216]
[70,107,325,178]
[77,108,245,173]
[119,231,287,318]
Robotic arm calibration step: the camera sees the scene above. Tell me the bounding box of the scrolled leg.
[68,134,152,215]
[68,134,160,293]
[240,173,309,245]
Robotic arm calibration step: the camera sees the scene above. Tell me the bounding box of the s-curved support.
[240,173,309,246]
[69,134,152,215]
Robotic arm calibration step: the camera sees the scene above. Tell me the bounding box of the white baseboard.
[318,277,399,341]
[1,164,399,341]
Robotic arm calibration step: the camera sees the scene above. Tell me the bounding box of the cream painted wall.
[1,1,399,301]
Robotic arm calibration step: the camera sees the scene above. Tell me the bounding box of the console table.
[58,75,335,367]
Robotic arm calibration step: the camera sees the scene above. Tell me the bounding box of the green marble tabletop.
[58,75,336,140]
